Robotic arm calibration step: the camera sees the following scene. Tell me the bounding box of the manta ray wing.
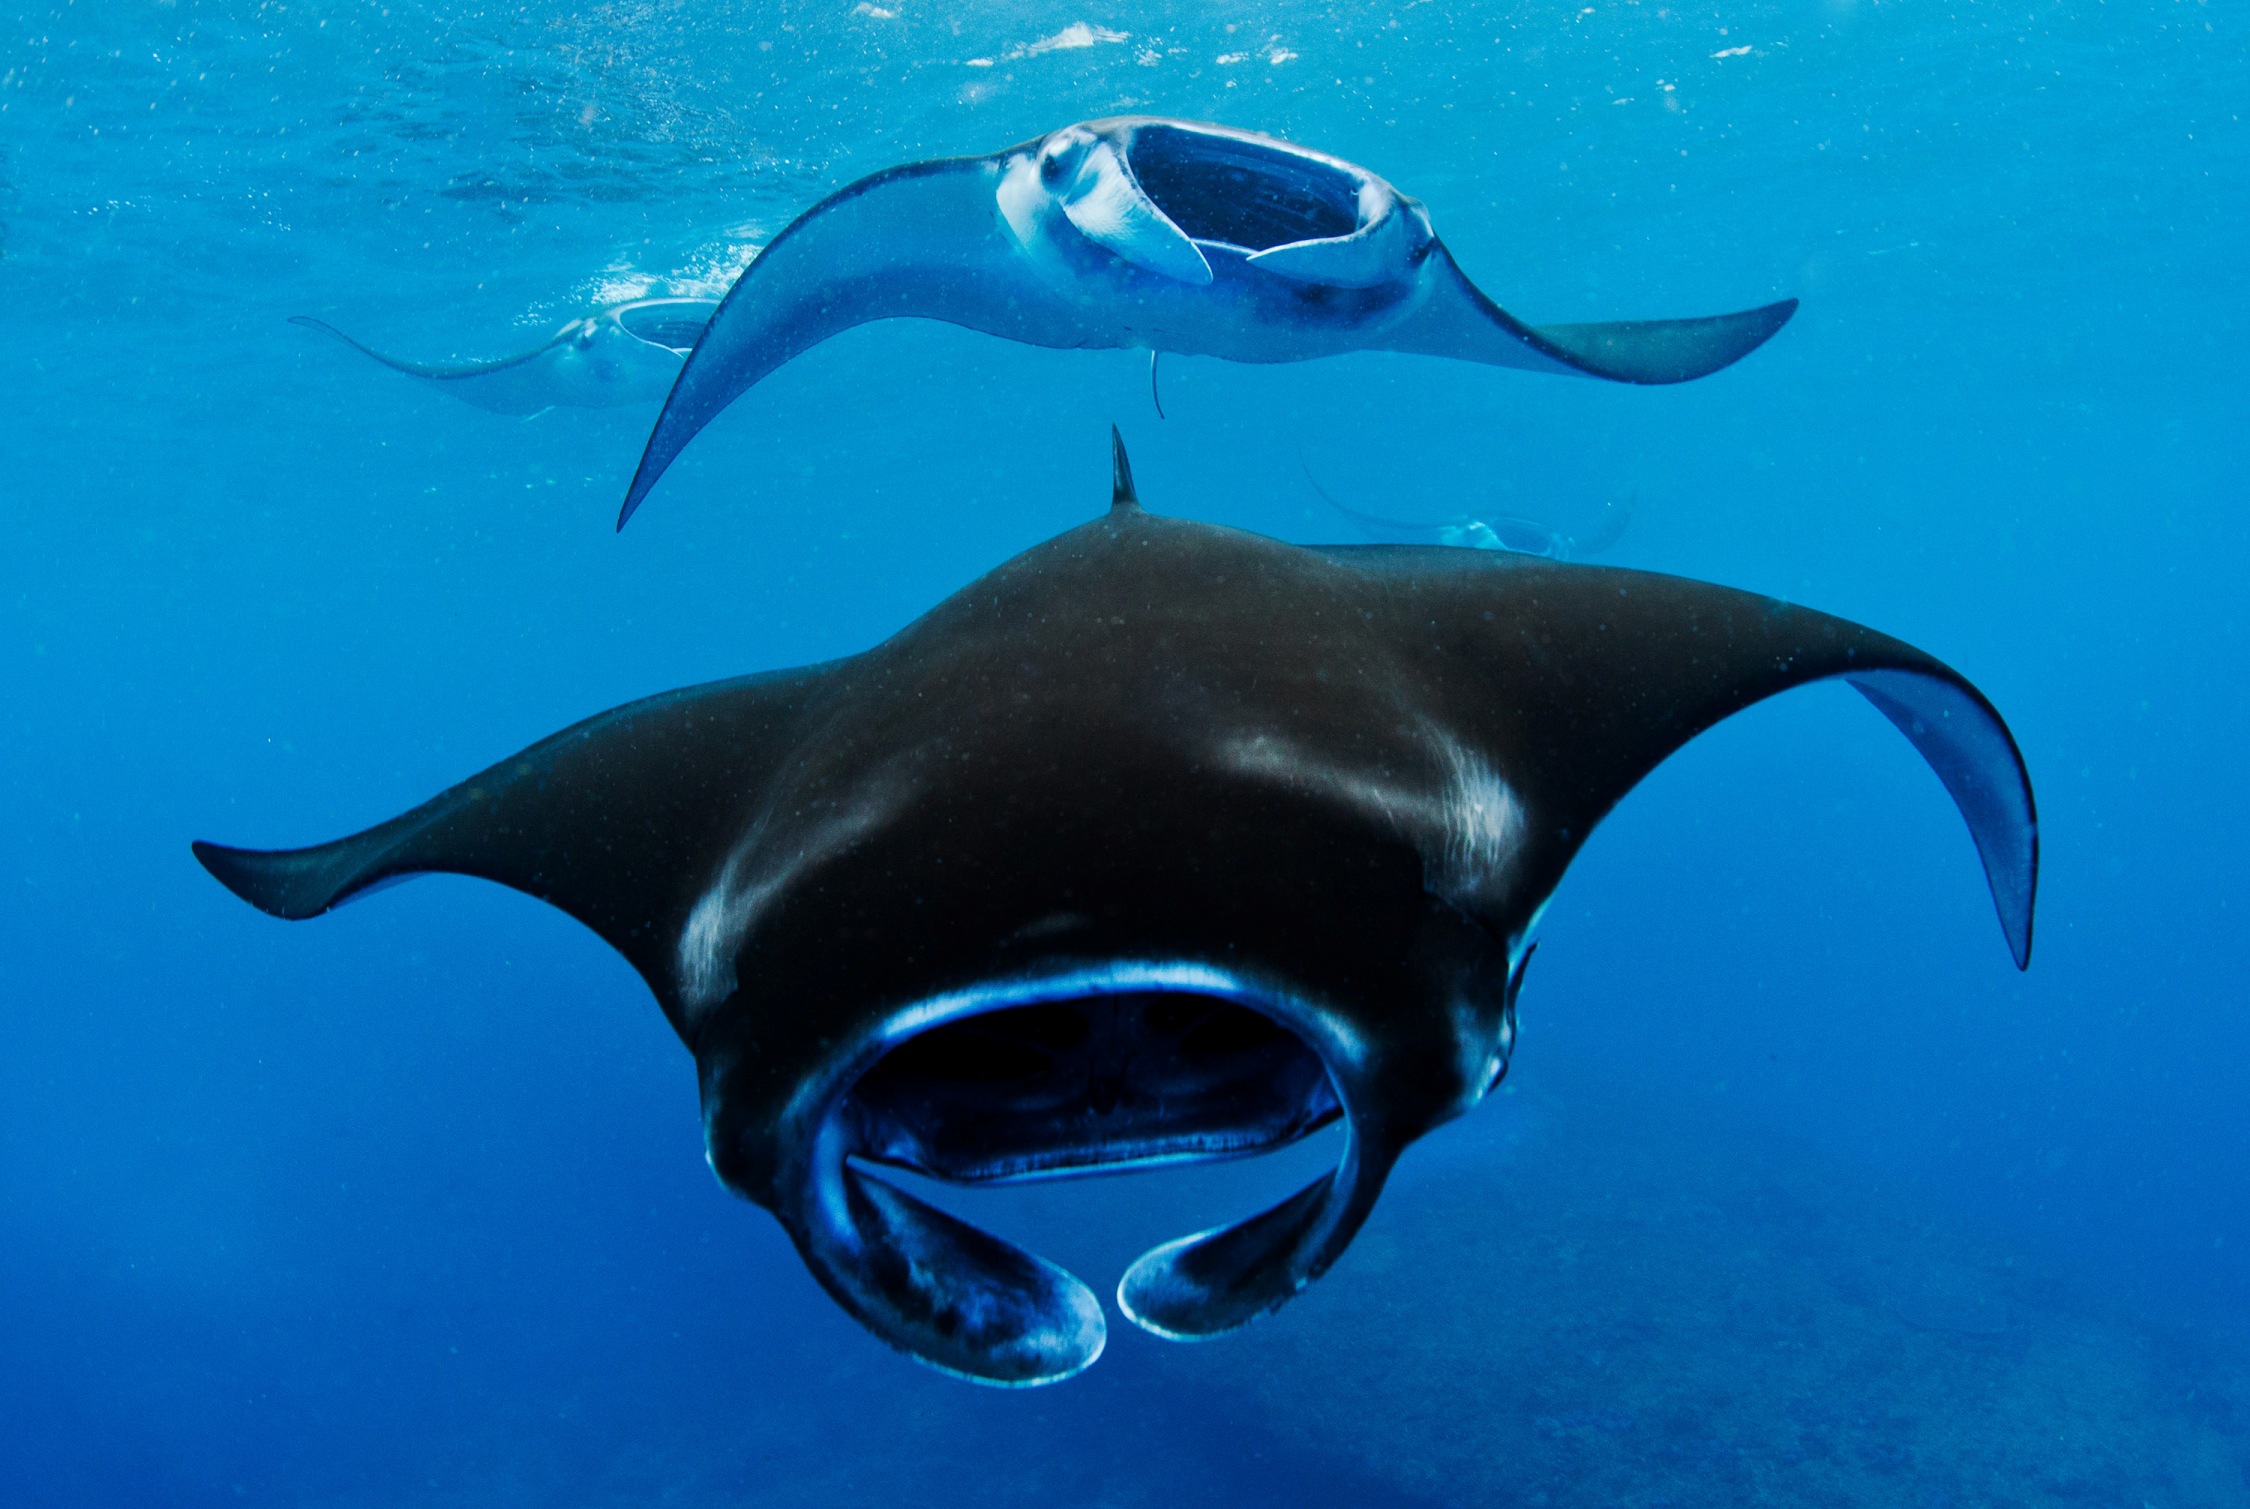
[1313,544,2036,965]
[289,314,570,415]
[1382,247,1800,384]
[193,663,843,1026]
[619,155,1094,528]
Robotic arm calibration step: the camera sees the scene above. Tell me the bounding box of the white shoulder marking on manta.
[1428,734,1529,910]
[676,780,908,1015]
[1218,726,1528,914]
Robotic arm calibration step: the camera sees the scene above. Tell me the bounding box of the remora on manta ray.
[292,298,717,415]
[619,116,1798,526]
[195,433,2034,1387]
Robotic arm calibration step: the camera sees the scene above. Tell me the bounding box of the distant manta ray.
[1301,456,1634,561]
[195,432,2032,1388]
[291,298,717,415]
[619,116,1797,526]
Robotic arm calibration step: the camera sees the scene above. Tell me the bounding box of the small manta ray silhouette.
[291,298,716,415]
[1300,455,1634,560]
[195,431,2034,1387]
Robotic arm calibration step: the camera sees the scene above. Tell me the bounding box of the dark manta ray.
[618,117,1798,526]
[195,434,2034,1387]
[292,298,717,415]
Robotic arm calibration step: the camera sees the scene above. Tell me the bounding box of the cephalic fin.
[1061,140,1213,287]
[1118,1124,1394,1340]
[782,1160,1106,1387]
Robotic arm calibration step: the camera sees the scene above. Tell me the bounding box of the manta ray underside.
[619,116,1798,525]
[196,434,2033,1387]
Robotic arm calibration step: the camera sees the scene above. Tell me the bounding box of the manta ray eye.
[1039,134,1091,187]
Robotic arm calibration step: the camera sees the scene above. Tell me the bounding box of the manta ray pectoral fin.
[1528,300,1800,385]
[1329,551,2038,966]
[192,664,842,1014]
[620,154,1086,528]
[1846,669,2037,968]
[1381,248,1796,384]
[784,1161,1105,1387]
[289,314,565,415]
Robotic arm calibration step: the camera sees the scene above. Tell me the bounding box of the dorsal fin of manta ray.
[617,117,1801,527]
[192,663,844,1029]
[196,438,2032,1385]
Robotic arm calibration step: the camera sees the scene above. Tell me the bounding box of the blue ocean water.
[2,0,2244,1502]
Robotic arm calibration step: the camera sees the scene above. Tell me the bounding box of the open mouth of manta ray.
[845,989,1343,1184]
[781,964,1386,1388]
[611,299,713,352]
[1124,123,1364,254]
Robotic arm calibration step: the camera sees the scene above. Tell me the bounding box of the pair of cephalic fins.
[196,430,2035,1387]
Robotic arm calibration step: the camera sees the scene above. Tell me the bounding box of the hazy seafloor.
[2,0,2246,1504]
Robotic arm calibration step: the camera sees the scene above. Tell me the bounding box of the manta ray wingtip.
[192,839,332,921]
[616,476,651,532]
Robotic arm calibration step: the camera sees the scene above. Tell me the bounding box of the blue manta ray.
[620,117,1797,526]
[1302,458,1634,561]
[292,298,717,415]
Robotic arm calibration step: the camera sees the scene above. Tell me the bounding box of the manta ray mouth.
[1124,123,1364,254]
[778,963,1387,1386]
[844,990,1342,1183]
[612,299,712,352]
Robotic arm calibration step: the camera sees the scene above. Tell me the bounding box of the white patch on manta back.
[1218,726,1527,914]
[676,783,905,1016]
[1428,732,1526,911]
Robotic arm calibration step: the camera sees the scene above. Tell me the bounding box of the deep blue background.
[2,0,2244,1502]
